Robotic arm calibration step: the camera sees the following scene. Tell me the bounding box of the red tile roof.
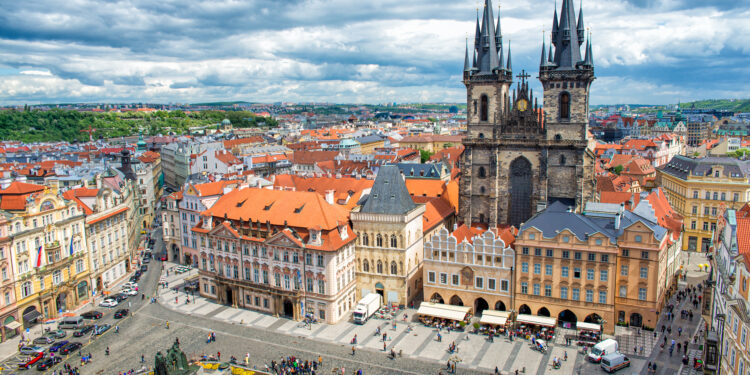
[62,187,99,215]
[0,181,45,195]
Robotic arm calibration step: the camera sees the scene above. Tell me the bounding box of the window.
[693,190,699,199]
[588,253,596,262]
[572,288,580,300]
[561,266,569,277]
[712,207,718,216]
[533,264,541,274]
[713,192,719,200]
[638,288,647,300]
[362,234,369,246]
[641,251,649,259]
[546,249,554,257]
[692,206,698,215]
[705,191,711,200]
[534,248,542,256]
[600,270,608,281]
[521,282,528,294]
[545,264,553,276]
[478,167,486,178]
[562,250,569,259]
[318,280,325,294]
[640,267,648,278]
[734,193,740,202]
[362,259,370,272]
[560,287,568,299]
[544,284,552,297]
[317,255,324,267]
[263,270,269,284]
[595,238,603,246]
[376,261,383,274]
[703,221,709,231]
[574,267,581,278]
[480,95,488,122]
[599,290,607,304]
[376,235,383,247]
[391,261,398,275]
[560,92,570,119]
[428,271,435,283]
[622,249,629,257]
[522,247,529,255]
[21,281,32,298]
[721,192,726,201]
[476,277,484,289]
[440,273,447,284]
[587,269,594,280]
[601,254,609,262]
[533,283,540,295]
[574,252,582,260]
[704,207,710,216]
[452,274,459,286]
[521,262,529,273]
[254,269,259,283]
[488,279,496,290]
[619,285,627,297]
[585,289,593,302]
[691,221,697,230]
[52,270,62,285]
[500,280,509,291]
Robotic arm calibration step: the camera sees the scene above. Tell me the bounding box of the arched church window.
[376,234,383,247]
[473,100,477,116]
[362,234,369,246]
[480,186,486,194]
[390,261,398,275]
[478,166,486,178]
[376,260,383,274]
[390,235,397,248]
[560,92,570,119]
[560,155,566,165]
[480,95,489,122]
[363,259,369,272]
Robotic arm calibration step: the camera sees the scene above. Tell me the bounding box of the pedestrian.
[106,347,110,356]
[351,346,356,356]
[217,351,220,360]
[141,355,145,363]
[384,342,387,351]
[115,325,119,333]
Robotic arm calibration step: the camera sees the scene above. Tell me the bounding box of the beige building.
[423,225,516,314]
[352,165,425,306]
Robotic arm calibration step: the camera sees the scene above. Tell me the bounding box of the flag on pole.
[69,237,75,256]
[35,246,43,268]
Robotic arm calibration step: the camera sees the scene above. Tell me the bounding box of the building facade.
[658,155,750,252]
[423,225,515,314]
[162,191,183,262]
[0,213,18,342]
[458,0,596,228]
[195,188,356,324]
[352,165,425,306]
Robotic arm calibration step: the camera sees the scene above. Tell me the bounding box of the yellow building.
[398,135,464,153]
[1,183,89,327]
[657,155,750,252]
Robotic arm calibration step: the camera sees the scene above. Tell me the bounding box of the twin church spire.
[463,0,511,76]
[543,0,594,71]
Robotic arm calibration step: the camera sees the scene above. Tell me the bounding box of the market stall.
[514,314,557,340]
[417,302,472,329]
[575,321,602,346]
[479,310,511,334]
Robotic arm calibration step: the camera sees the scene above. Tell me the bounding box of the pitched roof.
[191,180,241,197]
[413,195,455,233]
[360,165,416,215]
[61,187,100,215]
[272,174,374,211]
[399,135,463,143]
[290,150,339,165]
[0,181,45,195]
[204,188,350,231]
[405,179,447,198]
[223,136,264,149]
[660,155,750,181]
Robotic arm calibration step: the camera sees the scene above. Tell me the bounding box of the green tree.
[612,165,623,175]
[420,150,434,163]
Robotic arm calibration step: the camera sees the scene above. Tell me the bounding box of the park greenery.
[0,109,276,143]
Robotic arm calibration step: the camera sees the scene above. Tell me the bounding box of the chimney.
[325,190,334,205]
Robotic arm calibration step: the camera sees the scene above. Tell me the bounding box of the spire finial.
[506,39,512,72]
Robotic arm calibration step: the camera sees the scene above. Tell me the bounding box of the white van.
[600,353,630,373]
[588,338,618,363]
[58,316,85,330]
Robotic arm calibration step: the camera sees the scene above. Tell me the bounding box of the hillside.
[680,99,750,112]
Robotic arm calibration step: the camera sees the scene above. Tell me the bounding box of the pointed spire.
[540,32,548,68]
[472,49,478,71]
[495,4,503,49]
[550,0,583,69]
[551,1,559,45]
[577,0,585,45]
[464,38,471,72]
[548,40,554,63]
[506,41,512,72]
[474,9,481,50]
[583,31,594,67]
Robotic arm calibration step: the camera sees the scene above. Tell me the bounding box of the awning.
[577,322,601,331]
[417,302,471,321]
[4,321,21,330]
[23,310,42,322]
[480,310,511,326]
[516,314,557,327]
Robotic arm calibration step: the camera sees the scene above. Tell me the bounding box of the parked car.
[99,298,118,308]
[80,311,103,320]
[114,309,129,319]
[48,340,69,352]
[134,270,142,278]
[33,336,55,345]
[143,257,151,264]
[73,325,94,337]
[123,282,138,289]
[601,353,631,373]
[36,355,62,370]
[19,346,44,355]
[59,342,82,355]
[94,324,111,335]
[45,329,67,339]
[114,293,128,302]
[140,265,148,272]
[18,351,44,369]
[121,288,138,296]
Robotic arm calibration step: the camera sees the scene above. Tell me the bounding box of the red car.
[18,351,44,369]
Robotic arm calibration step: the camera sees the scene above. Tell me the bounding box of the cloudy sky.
[0,0,748,105]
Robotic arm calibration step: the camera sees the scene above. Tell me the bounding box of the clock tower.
[458,0,596,228]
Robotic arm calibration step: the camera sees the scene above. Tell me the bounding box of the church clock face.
[516,99,528,111]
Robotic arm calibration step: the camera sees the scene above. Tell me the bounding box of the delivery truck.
[352,293,382,324]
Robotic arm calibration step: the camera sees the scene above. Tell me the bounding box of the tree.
[420,150,434,163]
[611,165,623,175]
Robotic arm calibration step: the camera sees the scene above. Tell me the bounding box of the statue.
[155,351,168,375]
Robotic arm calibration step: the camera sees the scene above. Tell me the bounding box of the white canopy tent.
[516,314,557,327]
[576,322,601,331]
[480,310,511,326]
[417,302,471,321]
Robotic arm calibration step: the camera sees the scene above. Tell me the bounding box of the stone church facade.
[459,0,597,228]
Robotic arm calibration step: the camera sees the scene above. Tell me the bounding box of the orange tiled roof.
[405,179,446,198]
[413,195,455,233]
[0,181,45,195]
[87,206,129,225]
[291,150,339,165]
[273,174,373,211]
[61,187,99,215]
[191,180,241,197]
[215,150,242,165]
[0,195,29,211]
[223,136,264,149]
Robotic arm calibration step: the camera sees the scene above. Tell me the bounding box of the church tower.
[539,0,597,209]
[458,0,596,228]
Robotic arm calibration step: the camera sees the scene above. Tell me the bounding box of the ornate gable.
[266,230,303,249]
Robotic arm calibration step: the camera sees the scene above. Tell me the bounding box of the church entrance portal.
[283,300,294,318]
[509,157,533,227]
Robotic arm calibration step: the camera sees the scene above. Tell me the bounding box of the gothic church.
[458,0,597,228]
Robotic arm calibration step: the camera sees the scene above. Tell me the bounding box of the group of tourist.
[266,355,364,375]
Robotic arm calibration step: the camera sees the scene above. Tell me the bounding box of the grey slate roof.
[660,155,750,181]
[549,0,585,70]
[360,165,416,215]
[354,135,384,145]
[391,162,446,179]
